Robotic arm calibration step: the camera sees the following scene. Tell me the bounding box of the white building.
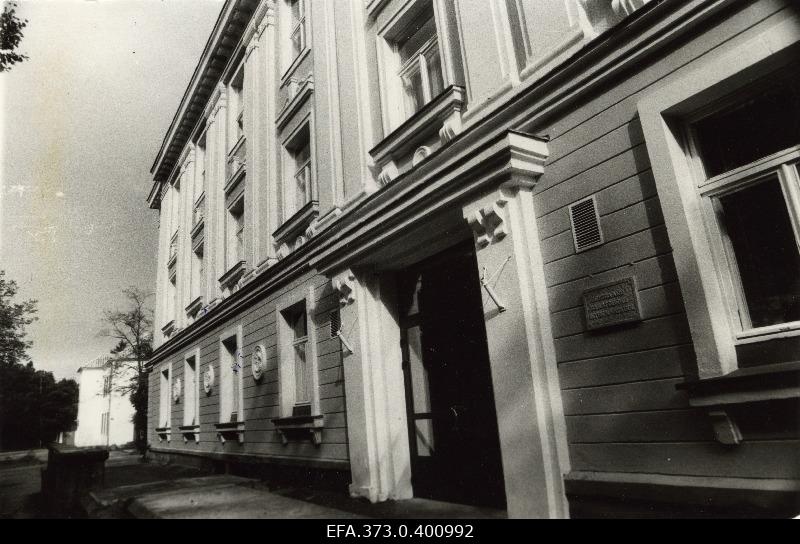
[75,355,136,448]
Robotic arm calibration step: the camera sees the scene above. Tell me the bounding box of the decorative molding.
[276,76,315,130]
[578,0,651,38]
[708,410,742,446]
[205,84,228,121]
[251,344,266,381]
[172,377,182,403]
[332,270,356,308]
[178,424,200,444]
[412,146,432,167]
[467,200,509,249]
[271,414,324,446]
[369,86,466,182]
[203,364,215,394]
[377,162,398,187]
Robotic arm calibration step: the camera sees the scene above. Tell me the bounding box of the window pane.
[290,24,303,59]
[425,45,444,100]
[292,309,307,338]
[693,75,800,177]
[402,66,425,114]
[294,166,309,211]
[398,9,437,65]
[294,342,308,403]
[719,174,800,328]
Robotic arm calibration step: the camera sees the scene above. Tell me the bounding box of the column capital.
[332,269,357,307]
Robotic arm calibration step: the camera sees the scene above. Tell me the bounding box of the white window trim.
[280,114,316,223]
[183,348,201,427]
[275,286,320,418]
[218,324,245,424]
[159,362,172,428]
[376,0,454,131]
[281,0,311,83]
[637,12,800,379]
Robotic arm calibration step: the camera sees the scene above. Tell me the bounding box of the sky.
[1,0,224,380]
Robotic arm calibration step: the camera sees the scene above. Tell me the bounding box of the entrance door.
[398,240,506,508]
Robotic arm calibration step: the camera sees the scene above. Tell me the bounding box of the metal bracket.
[480,256,512,313]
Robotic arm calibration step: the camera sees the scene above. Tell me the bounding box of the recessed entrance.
[397,240,506,508]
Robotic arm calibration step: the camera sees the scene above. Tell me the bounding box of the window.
[226,196,245,269]
[102,375,111,397]
[159,365,171,428]
[184,353,199,427]
[278,296,317,416]
[191,242,204,301]
[219,328,243,424]
[283,123,313,220]
[287,0,307,65]
[687,74,800,337]
[229,69,245,147]
[396,6,444,117]
[638,24,799,377]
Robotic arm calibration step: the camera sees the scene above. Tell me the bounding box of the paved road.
[0,462,42,518]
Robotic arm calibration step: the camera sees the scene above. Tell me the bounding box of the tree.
[100,287,154,454]
[0,2,28,72]
[0,271,77,450]
[0,270,37,367]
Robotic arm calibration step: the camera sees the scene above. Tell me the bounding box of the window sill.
[271,414,324,446]
[280,48,311,89]
[226,137,247,185]
[178,424,200,444]
[273,200,319,249]
[218,260,247,292]
[155,426,171,443]
[214,421,244,444]
[369,85,466,187]
[735,321,800,344]
[185,296,204,319]
[676,361,800,408]
[190,219,204,246]
[161,320,176,338]
[276,75,314,130]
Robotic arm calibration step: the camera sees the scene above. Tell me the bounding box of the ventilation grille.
[329,310,341,338]
[569,196,603,253]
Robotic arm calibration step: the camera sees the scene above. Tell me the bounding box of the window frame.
[281,117,316,223]
[183,349,201,427]
[218,325,244,425]
[276,287,319,417]
[637,18,800,378]
[376,0,453,131]
[159,363,172,429]
[281,0,311,82]
[226,194,245,271]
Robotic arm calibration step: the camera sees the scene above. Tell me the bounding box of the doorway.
[397,240,506,508]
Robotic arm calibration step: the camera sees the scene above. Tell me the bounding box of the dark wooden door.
[398,241,506,508]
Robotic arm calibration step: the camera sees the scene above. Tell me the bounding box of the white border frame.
[637,10,800,378]
[183,348,202,427]
[218,324,244,424]
[275,284,321,418]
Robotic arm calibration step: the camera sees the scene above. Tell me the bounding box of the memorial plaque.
[583,276,642,330]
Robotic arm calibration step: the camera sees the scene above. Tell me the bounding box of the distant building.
[74,355,135,447]
[145,0,800,517]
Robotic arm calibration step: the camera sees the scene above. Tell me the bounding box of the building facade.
[75,355,135,448]
[146,0,800,517]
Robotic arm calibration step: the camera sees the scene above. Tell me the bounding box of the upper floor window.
[396,6,443,117]
[283,123,313,220]
[226,195,245,269]
[687,73,800,337]
[282,0,308,73]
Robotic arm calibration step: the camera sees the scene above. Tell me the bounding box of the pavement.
[88,461,506,519]
[2,447,506,519]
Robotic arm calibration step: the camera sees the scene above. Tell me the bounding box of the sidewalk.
[88,461,506,519]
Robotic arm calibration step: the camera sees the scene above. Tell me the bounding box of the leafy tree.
[0,2,28,72]
[100,287,153,454]
[0,271,77,450]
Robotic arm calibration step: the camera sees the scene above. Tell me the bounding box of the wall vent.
[569,196,604,253]
[329,310,341,339]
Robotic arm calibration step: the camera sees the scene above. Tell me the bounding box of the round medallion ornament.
[172,377,182,403]
[203,365,215,394]
[252,344,266,381]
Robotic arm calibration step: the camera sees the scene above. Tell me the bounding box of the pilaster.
[331,268,413,503]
